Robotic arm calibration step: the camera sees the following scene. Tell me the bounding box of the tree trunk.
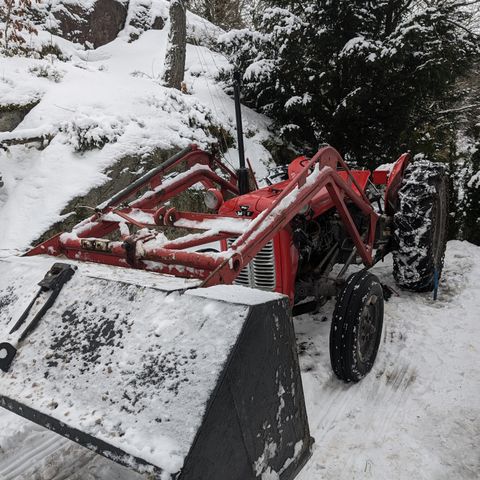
[3,0,14,52]
[162,0,187,90]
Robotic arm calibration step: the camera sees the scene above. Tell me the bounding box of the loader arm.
[27,146,378,289]
[203,147,378,286]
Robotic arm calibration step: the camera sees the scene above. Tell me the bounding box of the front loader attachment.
[0,256,312,479]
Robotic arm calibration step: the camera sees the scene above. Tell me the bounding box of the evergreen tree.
[462,144,480,245]
[190,0,245,30]
[447,60,480,242]
[220,1,479,168]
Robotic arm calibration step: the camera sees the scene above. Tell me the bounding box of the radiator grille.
[227,239,276,291]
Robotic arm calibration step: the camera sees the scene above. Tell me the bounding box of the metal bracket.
[0,263,76,372]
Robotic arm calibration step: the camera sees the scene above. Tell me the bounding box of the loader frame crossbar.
[27,145,378,287]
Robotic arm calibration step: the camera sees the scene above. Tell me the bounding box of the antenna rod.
[233,70,249,195]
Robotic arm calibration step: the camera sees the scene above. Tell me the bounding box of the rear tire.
[393,160,448,291]
[329,270,384,382]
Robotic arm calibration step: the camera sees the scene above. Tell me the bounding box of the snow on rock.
[35,0,129,48]
[0,61,44,107]
[119,0,167,42]
[0,125,57,143]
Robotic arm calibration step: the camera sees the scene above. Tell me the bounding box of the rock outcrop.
[0,101,39,133]
[52,0,129,48]
[43,0,168,48]
[126,0,166,41]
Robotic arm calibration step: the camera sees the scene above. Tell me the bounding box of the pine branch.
[438,103,480,114]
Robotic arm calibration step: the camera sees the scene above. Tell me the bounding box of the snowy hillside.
[0,2,273,252]
[0,241,478,479]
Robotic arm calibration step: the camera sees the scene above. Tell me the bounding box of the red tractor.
[23,143,448,382]
[0,141,449,479]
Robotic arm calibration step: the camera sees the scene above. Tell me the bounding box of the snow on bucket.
[0,256,312,479]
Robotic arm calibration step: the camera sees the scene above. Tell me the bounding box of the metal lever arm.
[0,263,76,372]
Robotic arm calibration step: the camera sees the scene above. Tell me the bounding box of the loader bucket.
[0,256,312,479]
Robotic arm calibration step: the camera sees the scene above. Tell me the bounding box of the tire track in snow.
[319,270,422,476]
[0,420,143,480]
[312,381,354,435]
[0,432,69,479]
[295,313,362,439]
[373,325,414,436]
[25,442,98,480]
[376,364,416,438]
[0,429,146,480]
[372,308,424,440]
[338,252,473,477]
[0,430,119,480]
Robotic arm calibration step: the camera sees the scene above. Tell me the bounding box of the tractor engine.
[291,212,338,275]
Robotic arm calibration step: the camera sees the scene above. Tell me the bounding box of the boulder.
[125,1,167,42]
[52,0,128,48]
[0,102,39,133]
[152,15,165,30]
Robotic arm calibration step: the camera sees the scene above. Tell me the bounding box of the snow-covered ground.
[296,241,480,480]
[0,241,478,479]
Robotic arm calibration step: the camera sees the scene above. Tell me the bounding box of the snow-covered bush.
[59,114,128,152]
[143,89,234,149]
[37,42,70,62]
[28,61,64,82]
[461,144,480,245]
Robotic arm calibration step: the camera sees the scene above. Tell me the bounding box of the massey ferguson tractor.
[0,140,448,479]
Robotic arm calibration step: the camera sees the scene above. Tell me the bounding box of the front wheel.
[329,270,384,382]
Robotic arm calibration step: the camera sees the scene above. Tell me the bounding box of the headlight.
[204,188,223,210]
[299,203,310,215]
